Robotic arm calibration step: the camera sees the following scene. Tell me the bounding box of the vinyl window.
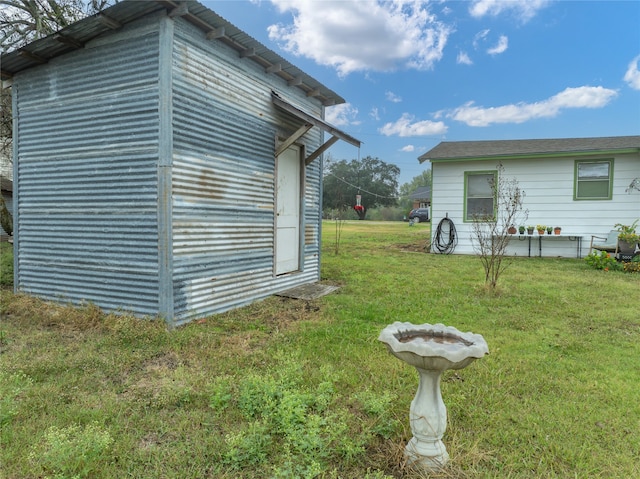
[464,171,497,221]
[575,160,613,200]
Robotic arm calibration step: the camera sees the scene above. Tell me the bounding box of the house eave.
[424,147,640,164]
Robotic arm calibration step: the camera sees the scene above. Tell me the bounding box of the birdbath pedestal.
[378,322,489,471]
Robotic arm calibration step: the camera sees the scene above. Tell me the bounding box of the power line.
[323,170,405,200]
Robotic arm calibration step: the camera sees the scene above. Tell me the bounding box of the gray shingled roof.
[409,185,431,200]
[418,136,640,163]
[0,0,345,106]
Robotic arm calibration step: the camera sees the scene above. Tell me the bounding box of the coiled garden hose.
[433,217,457,254]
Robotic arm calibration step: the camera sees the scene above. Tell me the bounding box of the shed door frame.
[275,142,304,276]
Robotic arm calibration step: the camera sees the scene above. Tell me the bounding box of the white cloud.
[386,91,402,103]
[469,0,550,22]
[457,51,473,65]
[370,107,380,121]
[325,103,359,126]
[449,86,618,127]
[473,29,490,50]
[379,113,448,136]
[487,35,508,55]
[400,145,415,152]
[268,0,453,76]
[623,55,640,90]
[473,29,507,55]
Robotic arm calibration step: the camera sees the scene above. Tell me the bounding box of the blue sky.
[203,0,640,186]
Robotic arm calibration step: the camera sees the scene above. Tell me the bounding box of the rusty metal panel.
[170,17,324,323]
[13,24,162,317]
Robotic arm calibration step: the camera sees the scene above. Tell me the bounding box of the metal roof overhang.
[0,1,348,106]
[272,91,361,165]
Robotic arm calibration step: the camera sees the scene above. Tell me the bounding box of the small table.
[517,234,583,258]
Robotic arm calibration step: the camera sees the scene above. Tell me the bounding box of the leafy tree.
[323,156,399,220]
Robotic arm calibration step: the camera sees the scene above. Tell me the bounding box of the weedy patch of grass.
[0,241,12,286]
[1,221,639,478]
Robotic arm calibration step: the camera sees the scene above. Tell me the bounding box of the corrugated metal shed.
[4,0,360,325]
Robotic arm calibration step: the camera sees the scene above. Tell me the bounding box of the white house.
[419,136,640,258]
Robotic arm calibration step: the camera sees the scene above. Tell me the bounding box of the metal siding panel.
[158,16,175,323]
[171,18,322,322]
[14,24,162,317]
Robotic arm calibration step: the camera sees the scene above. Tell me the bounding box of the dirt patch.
[141,352,182,373]
[392,241,430,253]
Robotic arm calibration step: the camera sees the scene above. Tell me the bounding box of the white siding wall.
[431,153,640,258]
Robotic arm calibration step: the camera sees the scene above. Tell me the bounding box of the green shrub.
[584,250,621,271]
[622,255,640,273]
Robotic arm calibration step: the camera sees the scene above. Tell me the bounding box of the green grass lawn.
[1,222,638,478]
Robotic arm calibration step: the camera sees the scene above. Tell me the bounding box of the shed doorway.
[275,144,302,275]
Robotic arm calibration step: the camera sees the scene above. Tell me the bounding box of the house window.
[464,171,496,221]
[575,160,613,200]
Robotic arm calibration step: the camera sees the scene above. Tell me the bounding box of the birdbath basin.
[378,322,488,471]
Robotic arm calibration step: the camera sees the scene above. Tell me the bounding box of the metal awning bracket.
[276,123,313,157]
[305,136,339,165]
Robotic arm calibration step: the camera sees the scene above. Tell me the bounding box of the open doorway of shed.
[275,144,302,275]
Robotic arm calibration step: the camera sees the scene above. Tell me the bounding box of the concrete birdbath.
[378,322,489,471]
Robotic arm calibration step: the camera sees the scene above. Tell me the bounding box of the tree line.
[323,155,431,220]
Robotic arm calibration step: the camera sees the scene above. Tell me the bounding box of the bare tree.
[0,83,10,164]
[471,163,528,290]
[0,0,112,53]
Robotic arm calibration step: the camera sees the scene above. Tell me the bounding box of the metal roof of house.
[419,136,640,163]
[0,0,345,106]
